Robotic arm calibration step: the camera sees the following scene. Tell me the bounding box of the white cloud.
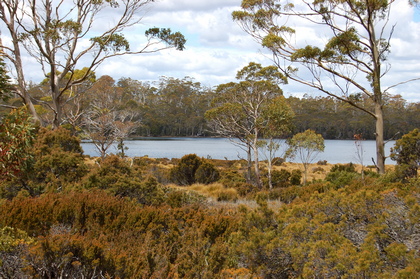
[3,0,420,102]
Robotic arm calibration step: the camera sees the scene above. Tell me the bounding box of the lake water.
[81,138,396,165]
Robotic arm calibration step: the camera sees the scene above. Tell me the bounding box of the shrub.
[326,163,360,188]
[216,188,239,202]
[271,169,292,188]
[0,108,36,181]
[219,170,247,188]
[165,190,206,208]
[170,154,202,185]
[330,163,356,173]
[390,129,420,180]
[1,126,88,197]
[84,155,164,205]
[170,154,219,186]
[195,161,220,184]
[290,169,302,185]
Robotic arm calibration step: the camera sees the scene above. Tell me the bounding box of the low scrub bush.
[290,169,302,185]
[165,189,206,208]
[216,188,239,202]
[170,154,220,185]
[84,155,164,205]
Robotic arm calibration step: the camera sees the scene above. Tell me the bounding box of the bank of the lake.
[81,138,396,165]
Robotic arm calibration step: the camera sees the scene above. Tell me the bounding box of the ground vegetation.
[0,126,419,278]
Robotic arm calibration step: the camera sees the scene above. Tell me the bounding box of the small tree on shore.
[390,128,420,179]
[205,63,288,187]
[286,129,324,184]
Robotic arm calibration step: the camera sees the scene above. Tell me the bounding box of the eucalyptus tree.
[286,129,325,184]
[83,75,136,159]
[260,95,294,188]
[0,0,185,128]
[205,62,289,187]
[233,0,420,174]
[34,67,96,129]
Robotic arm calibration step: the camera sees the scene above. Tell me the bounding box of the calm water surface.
[81,138,396,165]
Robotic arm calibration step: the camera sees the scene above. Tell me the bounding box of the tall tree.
[0,0,185,128]
[205,62,288,187]
[260,96,294,188]
[233,0,420,174]
[83,75,136,159]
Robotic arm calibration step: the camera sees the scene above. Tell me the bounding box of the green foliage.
[391,128,420,179]
[170,154,219,186]
[195,161,221,184]
[84,155,164,205]
[0,57,12,102]
[30,127,88,192]
[0,108,36,180]
[170,154,202,185]
[330,162,357,173]
[290,169,302,185]
[287,129,324,184]
[262,168,296,188]
[145,28,186,51]
[326,170,360,188]
[90,33,130,51]
[0,191,238,278]
[0,226,33,278]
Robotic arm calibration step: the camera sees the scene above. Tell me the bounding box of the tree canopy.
[206,62,291,186]
[233,0,420,173]
[0,0,185,127]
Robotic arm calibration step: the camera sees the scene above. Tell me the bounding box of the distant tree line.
[289,94,420,140]
[1,74,419,141]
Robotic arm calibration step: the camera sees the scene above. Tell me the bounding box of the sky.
[7,0,420,102]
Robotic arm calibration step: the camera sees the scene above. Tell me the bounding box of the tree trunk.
[51,72,62,129]
[12,41,41,124]
[303,163,308,185]
[369,16,386,174]
[20,88,41,124]
[252,135,262,188]
[375,103,386,174]
[246,145,252,184]
[267,158,273,189]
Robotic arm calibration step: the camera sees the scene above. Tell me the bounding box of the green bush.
[326,163,359,188]
[271,169,292,188]
[169,154,220,186]
[219,170,246,188]
[390,128,420,180]
[195,161,220,184]
[330,163,356,173]
[290,169,302,185]
[1,126,88,198]
[84,155,164,205]
[170,154,202,185]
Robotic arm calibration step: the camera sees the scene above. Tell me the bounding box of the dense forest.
[2,74,419,140]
